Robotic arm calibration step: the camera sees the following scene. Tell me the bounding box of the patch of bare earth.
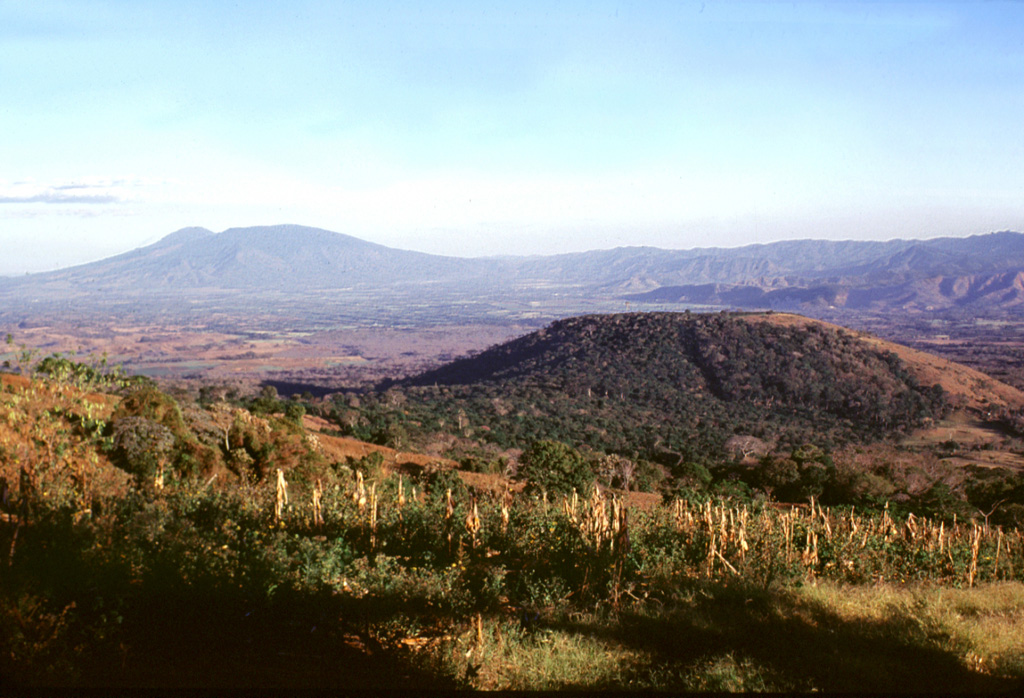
[302,415,457,471]
[902,412,1024,472]
[1,321,526,387]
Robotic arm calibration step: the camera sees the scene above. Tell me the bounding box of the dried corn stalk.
[904,513,918,542]
[465,498,481,548]
[995,529,1003,576]
[275,468,289,521]
[445,487,455,553]
[562,488,579,523]
[311,478,324,529]
[369,482,378,549]
[354,471,367,511]
[499,488,511,533]
[802,529,819,573]
[968,524,981,587]
[579,488,610,551]
[613,497,629,556]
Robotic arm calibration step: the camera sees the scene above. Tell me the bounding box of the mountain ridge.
[2,225,1022,318]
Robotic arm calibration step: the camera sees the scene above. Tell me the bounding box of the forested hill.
[397,312,950,461]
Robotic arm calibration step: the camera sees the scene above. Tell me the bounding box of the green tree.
[284,401,306,424]
[251,385,282,416]
[755,455,800,500]
[519,440,595,496]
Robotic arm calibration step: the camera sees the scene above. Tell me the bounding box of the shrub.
[250,385,282,416]
[518,440,595,496]
[347,451,385,482]
[284,401,306,424]
[114,385,186,436]
[111,416,175,483]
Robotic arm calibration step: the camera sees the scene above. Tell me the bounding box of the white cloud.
[0,177,152,206]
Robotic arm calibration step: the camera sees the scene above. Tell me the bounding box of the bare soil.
[902,412,1024,472]
[302,414,458,472]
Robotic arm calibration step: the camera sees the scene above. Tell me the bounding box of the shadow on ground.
[548,580,1022,692]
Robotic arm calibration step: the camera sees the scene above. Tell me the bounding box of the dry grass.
[800,581,1024,678]
[301,414,458,471]
[439,580,1024,692]
[0,371,130,499]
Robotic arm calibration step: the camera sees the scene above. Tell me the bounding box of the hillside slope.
[627,269,1024,313]
[0,224,495,294]
[747,313,1024,412]
[397,312,956,464]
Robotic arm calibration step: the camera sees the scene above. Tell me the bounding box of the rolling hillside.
[4,342,1024,692]
[627,269,1024,313]
[393,312,959,467]
[748,313,1024,412]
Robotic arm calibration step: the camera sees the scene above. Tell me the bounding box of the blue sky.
[2,1,1022,273]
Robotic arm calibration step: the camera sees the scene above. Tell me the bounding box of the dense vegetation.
[394,312,946,453]
[308,313,948,505]
[2,388,1022,690]
[2,319,1024,691]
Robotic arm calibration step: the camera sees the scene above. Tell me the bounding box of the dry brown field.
[1,320,529,392]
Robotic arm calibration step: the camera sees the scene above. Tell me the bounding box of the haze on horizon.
[2,1,1022,275]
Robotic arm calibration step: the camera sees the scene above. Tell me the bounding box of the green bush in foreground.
[518,439,595,496]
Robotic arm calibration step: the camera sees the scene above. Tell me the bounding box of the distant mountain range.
[2,225,1022,322]
[3,225,492,292]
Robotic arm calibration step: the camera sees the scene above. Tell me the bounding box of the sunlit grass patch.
[450,616,645,690]
[798,580,1024,679]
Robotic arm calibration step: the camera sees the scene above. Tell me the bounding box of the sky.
[1,1,1023,274]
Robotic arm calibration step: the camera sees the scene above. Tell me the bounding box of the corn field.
[5,457,1023,691]
[273,469,1024,598]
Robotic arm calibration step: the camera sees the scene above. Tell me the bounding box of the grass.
[386,577,1024,692]
[454,617,644,690]
[423,578,1024,692]
[802,581,1024,680]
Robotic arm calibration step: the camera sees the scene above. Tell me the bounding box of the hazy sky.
[2,1,1022,273]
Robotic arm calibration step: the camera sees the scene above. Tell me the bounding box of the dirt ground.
[302,414,458,472]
